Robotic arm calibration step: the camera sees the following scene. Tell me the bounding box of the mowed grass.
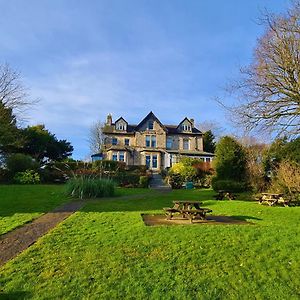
[0,185,151,236]
[0,188,300,299]
[0,185,68,235]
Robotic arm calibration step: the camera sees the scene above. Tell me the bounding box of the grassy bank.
[0,187,299,299]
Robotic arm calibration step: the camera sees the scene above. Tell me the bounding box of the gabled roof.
[165,125,202,134]
[177,117,192,129]
[135,111,167,132]
[114,117,128,125]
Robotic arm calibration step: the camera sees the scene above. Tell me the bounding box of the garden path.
[0,192,157,267]
[0,200,84,267]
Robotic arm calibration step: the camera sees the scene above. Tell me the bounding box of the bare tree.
[0,63,36,118]
[197,120,225,140]
[222,1,300,137]
[88,120,106,154]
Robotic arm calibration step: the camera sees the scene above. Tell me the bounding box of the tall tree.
[0,63,35,116]
[88,120,106,154]
[214,136,247,181]
[224,1,300,137]
[0,102,21,155]
[21,125,73,163]
[202,130,216,153]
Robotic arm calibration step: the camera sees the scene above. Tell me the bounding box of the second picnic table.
[257,193,286,206]
[163,200,212,223]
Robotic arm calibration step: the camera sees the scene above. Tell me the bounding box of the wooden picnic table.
[163,200,212,223]
[257,193,286,206]
[214,190,236,200]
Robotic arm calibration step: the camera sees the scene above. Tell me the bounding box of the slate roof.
[103,112,202,135]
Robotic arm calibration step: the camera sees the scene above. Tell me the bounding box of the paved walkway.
[0,200,84,267]
[0,192,157,267]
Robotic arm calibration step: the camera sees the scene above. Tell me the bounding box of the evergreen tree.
[203,130,216,153]
[214,136,247,181]
[0,101,21,155]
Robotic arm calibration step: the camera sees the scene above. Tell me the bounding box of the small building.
[97,112,214,170]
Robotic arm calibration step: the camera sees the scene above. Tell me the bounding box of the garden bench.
[214,190,236,200]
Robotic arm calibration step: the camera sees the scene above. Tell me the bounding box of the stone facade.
[99,112,214,170]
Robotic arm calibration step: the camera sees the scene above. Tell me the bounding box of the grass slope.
[0,185,68,235]
[0,188,299,299]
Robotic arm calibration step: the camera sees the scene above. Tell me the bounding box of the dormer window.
[148,121,154,130]
[182,124,191,131]
[116,123,126,131]
[115,118,127,131]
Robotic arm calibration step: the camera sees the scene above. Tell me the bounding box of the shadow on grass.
[231,215,262,221]
[0,291,32,300]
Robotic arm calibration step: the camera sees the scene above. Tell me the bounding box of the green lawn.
[0,187,299,299]
[0,185,68,235]
[0,185,152,236]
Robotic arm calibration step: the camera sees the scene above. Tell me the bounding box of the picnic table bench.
[214,190,236,200]
[256,193,288,206]
[163,200,212,223]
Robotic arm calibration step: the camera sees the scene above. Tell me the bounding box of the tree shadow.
[231,215,262,221]
[0,291,32,300]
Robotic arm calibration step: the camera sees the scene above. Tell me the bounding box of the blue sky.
[0,0,290,159]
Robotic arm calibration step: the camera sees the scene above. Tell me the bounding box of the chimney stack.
[106,113,112,126]
[190,118,194,127]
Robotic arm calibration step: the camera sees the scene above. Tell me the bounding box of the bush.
[66,177,115,199]
[139,176,149,188]
[195,174,213,188]
[211,178,248,192]
[170,162,197,181]
[93,160,126,172]
[125,165,147,174]
[270,161,300,202]
[112,173,140,187]
[0,168,9,183]
[39,168,69,183]
[14,170,40,184]
[168,173,184,189]
[6,153,39,176]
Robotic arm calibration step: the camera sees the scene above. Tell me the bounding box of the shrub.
[211,178,248,192]
[112,173,140,187]
[39,168,69,183]
[125,165,147,174]
[14,170,40,184]
[170,162,197,181]
[93,160,126,172]
[0,168,9,183]
[66,177,115,199]
[270,161,300,202]
[168,173,184,189]
[6,153,39,176]
[195,174,213,188]
[139,176,149,188]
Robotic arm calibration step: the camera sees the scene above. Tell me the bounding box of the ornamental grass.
[66,177,115,199]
